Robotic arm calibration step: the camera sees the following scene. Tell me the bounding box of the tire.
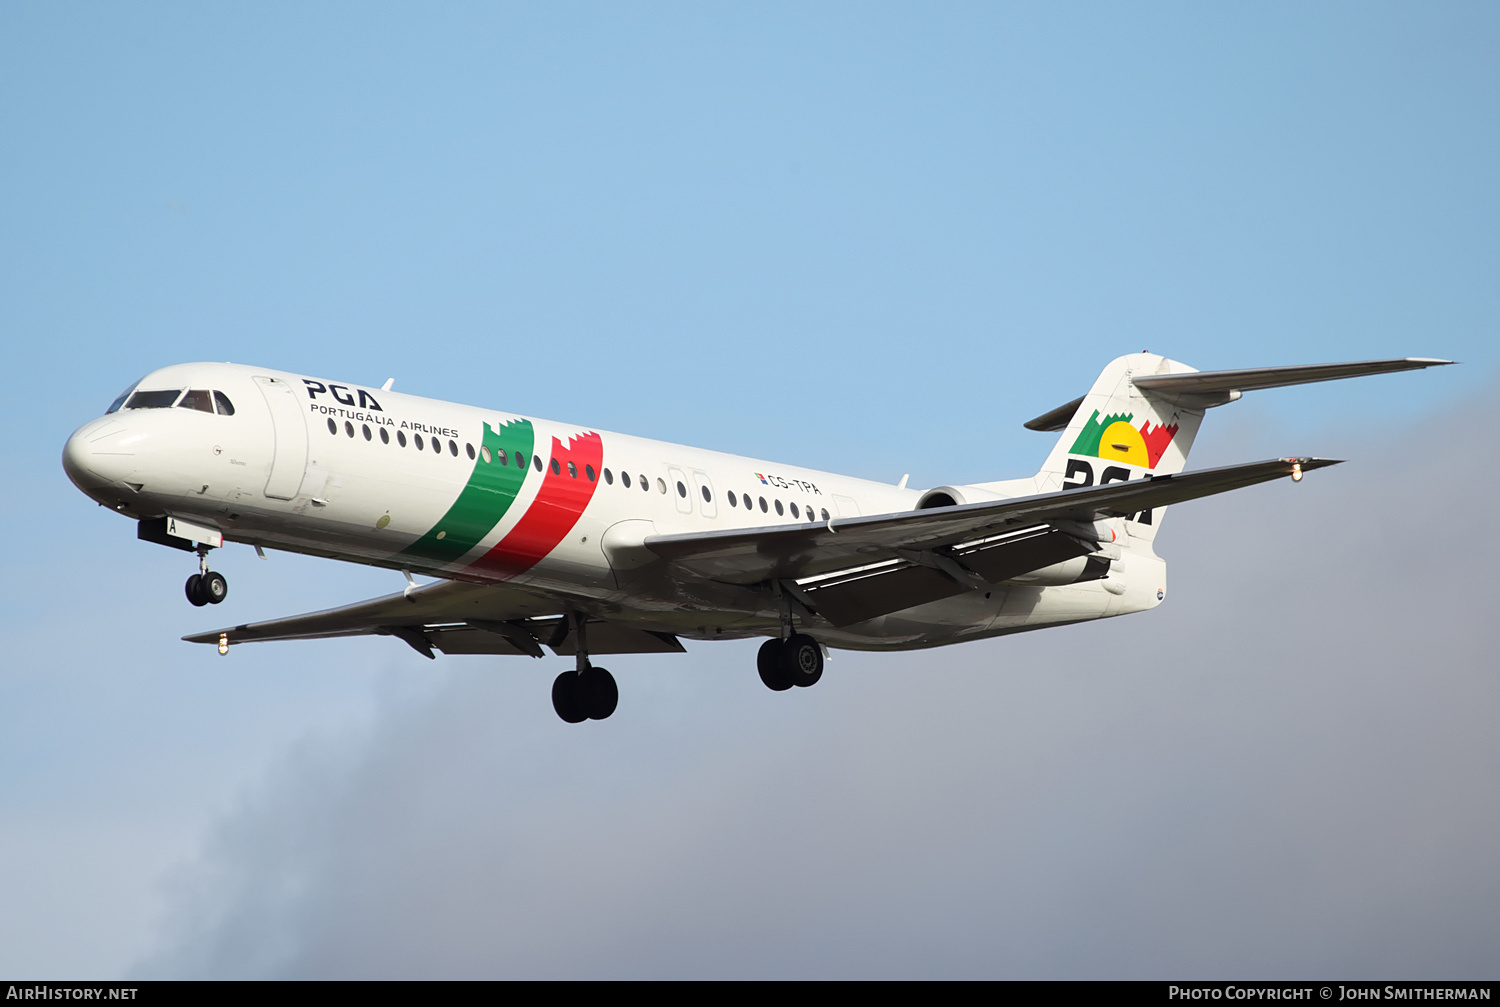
[757,638,793,691]
[551,671,588,723]
[201,571,228,605]
[579,666,618,720]
[185,574,208,607]
[782,633,824,688]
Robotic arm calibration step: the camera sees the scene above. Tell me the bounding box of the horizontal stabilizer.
[1026,356,1451,428]
[1023,395,1086,433]
[1131,357,1452,405]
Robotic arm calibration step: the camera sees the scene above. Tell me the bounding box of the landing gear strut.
[185,548,228,607]
[551,612,617,723]
[757,584,824,691]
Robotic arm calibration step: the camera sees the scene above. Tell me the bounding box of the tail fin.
[1033,353,1206,543]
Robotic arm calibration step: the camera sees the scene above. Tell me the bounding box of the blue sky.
[2,3,1496,977]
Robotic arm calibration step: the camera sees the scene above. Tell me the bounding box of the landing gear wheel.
[552,671,588,724]
[185,574,208,607]
[782,633,824,688]
[758,638,793,691]
[578,666,618,720]
[200,571,228,605]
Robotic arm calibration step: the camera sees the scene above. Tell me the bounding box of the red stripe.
[468,432,603,579]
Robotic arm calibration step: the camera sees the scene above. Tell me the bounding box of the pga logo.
[302,379,384,411]
[1063,457,1153,525]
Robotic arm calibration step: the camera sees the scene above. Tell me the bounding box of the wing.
[646,456,1337,625]
[183,578,685,657]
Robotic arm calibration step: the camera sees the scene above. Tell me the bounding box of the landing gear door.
[253,376,309,500]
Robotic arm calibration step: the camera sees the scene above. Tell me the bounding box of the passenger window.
[398,431,407,447]
[585,465,596,482]
[327,418,337,435]
[790,502,799,518]
[657,478,667,494]
[178,390,214,413]
[727,490,737,507]
[107,379,143,414]
[640,474,649,492]
[497,448,508,465]
[124,390,182,409]
[362,424,372,441]
[759,497,768,513]
[481,445,491,463]
[676,481,687,497]
[701,485,711,503]
[415,434,424,450]
[604,468,614,485]
[345,421,355,437]
[380,427,390,444]
[621,471,631,488]
[534,454,543,472]
[568,461,577,478]
[551,458,561,475]
[448,439,458,456]
[433,438,443,454]
[467,443,476,461]
[213,391,235,416]
[821,508,830,522]
[775,499,784,516]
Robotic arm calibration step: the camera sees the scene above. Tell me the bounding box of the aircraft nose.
[62,418,136,492]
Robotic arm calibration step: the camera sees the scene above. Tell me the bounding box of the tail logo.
[1070,410,1178,470]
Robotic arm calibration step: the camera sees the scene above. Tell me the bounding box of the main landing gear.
[758,583,825,692]
[185,548,228,607]
[757,634,824,691]
[551,613,617,723]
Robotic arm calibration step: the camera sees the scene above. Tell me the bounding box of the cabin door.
[253,376,309,500]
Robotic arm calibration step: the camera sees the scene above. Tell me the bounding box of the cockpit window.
[213,391,235,416]
[178,389,214,413]
[124,389,183,410]
[106,379,144,414]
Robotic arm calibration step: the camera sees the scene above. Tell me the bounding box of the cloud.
[137,386,1500,979]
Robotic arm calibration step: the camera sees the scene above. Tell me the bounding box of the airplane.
[62,352,1449,723]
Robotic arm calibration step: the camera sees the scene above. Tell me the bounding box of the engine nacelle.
[916,484,1008,510]
[1008,554,1112,586]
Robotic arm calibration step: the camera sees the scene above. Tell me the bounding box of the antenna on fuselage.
[381,378,395,391]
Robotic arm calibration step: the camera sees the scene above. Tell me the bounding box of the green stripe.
[1069,410,1132,457]
[401,419,535,565]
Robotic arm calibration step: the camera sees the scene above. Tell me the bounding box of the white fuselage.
[63,362,1164,650]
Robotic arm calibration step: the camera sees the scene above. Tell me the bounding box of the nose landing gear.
[185,548,228,607]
